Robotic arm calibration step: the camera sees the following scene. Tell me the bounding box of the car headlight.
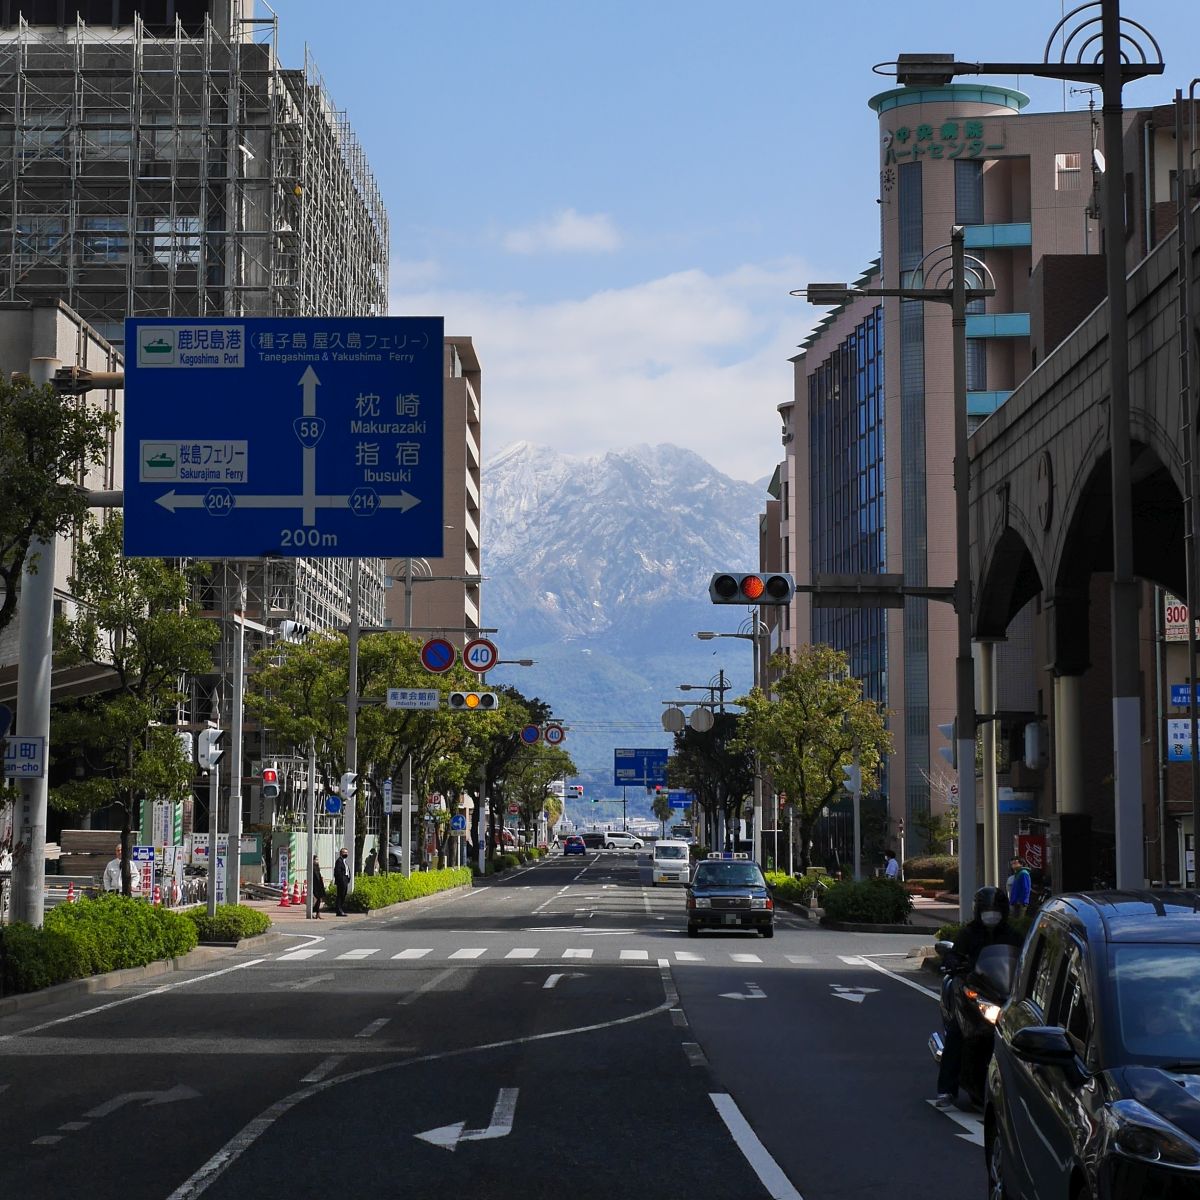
[693,897,711,908]
[750,898,769,910]
[1108,1100,1200,1168]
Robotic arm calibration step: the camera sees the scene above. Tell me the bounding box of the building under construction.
[0,3,390,838]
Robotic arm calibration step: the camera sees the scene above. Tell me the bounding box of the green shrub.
[903,855,959,890]
[342,866,471,912]
[764,871,829,906]
[185,904,272,943]
[1,895,199,995]
[822,878,914,925]
[493,853,521,872]
[936,912,1034,944]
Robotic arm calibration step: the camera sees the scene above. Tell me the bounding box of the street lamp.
[798,234,994,920]
[696,620,769,865]
[877,0,1164,891]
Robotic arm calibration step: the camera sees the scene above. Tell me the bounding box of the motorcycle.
[928,940,1020,1106]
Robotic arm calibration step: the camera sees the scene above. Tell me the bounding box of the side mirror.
[934,940,955,958]
[1010,1025,1076,1066]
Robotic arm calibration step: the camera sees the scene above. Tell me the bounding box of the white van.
[651,839,691,885]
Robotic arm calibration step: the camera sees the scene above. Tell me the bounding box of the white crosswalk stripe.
[505,948,539,959]
[277,948,324,961]
[786,955,816,965]
[392,948,432,960]
[730,953,762,964]
[277,944,829,967]
[674,951,704,962]
[620,949,649,961]
[448,948,486,959]
[563,948,593,959]
[336,948,379,960]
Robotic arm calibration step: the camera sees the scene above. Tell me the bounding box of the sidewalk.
[907,894,959,930]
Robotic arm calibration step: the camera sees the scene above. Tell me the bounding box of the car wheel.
[687,923,699,938]
[604,842,613,850]
[986,1120,1006,1200]
[760,925,774,938]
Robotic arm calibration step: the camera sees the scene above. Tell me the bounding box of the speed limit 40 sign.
[463,638,498,673]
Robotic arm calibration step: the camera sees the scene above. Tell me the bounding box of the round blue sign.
[450,814,467,831]
[324,794,342,815]
[519,724,541,745]
[420,638,456,674]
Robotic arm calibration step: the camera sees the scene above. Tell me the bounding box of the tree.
[0,377,116,635]
[735,645,891,876]
[502,743,576,844]
[651,786,673,836]
[668,713,753,850]
[50,514,219,894]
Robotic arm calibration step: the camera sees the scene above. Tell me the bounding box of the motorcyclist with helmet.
[933,886,1024,1108]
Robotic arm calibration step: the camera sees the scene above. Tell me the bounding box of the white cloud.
[391,257,820,483]
[501,208,622,255]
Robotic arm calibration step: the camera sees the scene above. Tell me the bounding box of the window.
[954,160,984,225]
[81,217,129,264]
[1057,946,1092,1057]
[1055,152,1083,191]
[1026,926,1065,1016]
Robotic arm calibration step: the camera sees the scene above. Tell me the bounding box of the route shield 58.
[123,316,445,558]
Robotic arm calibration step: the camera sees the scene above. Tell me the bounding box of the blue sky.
[270,1,1200,482]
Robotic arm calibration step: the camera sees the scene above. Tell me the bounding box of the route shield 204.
[123,316,445,558]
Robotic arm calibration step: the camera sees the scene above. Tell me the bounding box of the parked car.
[651,839,691,884]
[986,889,1200,1199]
[686,853,774,938]
[562,835,587,856]
[603,831,644,851]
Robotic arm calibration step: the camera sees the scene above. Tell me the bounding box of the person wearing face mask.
[933,886,1023,1108]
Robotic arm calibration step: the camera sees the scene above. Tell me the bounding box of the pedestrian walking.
[333,846,350,916]
[1007,855,1031,918]
[884,850,900,880]
[311,855,326,919]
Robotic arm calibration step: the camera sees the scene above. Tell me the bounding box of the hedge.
[936,912,1035,943]
[822,877,914,925]
[903,855,959,891]
[1,895,198,995]
[185,904,272,943]
[341,866,471,912]
[765,870,831,907]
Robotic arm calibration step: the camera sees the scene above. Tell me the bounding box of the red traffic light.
[709,572,795,605]
[741,575,765,600]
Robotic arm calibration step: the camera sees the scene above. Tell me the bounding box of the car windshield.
[1110,944,1200,1062]
[694,863,763,887]
[656,846,687,860]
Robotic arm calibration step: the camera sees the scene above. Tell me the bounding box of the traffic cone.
[291,878,301,906]
[153,884,161,907]
[66,881,75,903]
[299,878,308,906]
[278,879,290,907]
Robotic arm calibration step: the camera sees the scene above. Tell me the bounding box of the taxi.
[686,853,774,938]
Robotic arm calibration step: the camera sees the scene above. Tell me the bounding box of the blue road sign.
[123,316,444,558]
[667,790,696,809]
[420,638,456,674]
[1172,684,1193,707]
[613,747,668,786]
[450,814,467,831]
[519,724,541,745]
[325,795,343,815]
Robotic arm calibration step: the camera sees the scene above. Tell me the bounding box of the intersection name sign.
[613,747,668,787]
[123,316,444,558]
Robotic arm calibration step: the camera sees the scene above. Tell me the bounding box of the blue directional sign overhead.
[613,747,668,786]
[123,316,444,558]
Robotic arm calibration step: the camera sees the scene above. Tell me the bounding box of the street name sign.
[3,735,45,778]
[386,688,441,710]
[123,316,444,558]
[613,747,668,786]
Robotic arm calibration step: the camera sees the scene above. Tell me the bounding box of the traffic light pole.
[345,556,360,890]
[206,715,220,919]
[305,738,316,919]
[226,565,246,906]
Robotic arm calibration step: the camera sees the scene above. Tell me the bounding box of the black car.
[985,890,1200,1200]
[686,853,774,938]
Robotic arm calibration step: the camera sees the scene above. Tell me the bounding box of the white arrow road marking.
[720,982,766,1000]
[85,1084,200,1119]
[542,972,586,990]
[271,972,335,992]
[925,1099,985,1146]
[830,985,881,1004]
[299,366,320,523]
[416,1088,519,1151]
[154,490,421,514]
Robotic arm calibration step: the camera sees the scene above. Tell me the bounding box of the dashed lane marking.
[505,948,539,959]
[336,949,379,961]
[392,948,432,960]
[448,948,486,960]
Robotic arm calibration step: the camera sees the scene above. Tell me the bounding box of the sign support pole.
[402,755,413,877]
[345,556,360,889]
[305,738,316,919]
[226,565,246,906]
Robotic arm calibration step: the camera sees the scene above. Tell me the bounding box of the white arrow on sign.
[154,489,421,514]
[719,982,766,1000]
[85,1084,200,1119]
[830,984,880,1004]
[416,1087,519,1151]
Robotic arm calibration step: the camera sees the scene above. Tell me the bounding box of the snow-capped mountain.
[482,442,767,802]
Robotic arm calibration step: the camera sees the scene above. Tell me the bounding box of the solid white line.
[0,959,266,1043]
[710,1092,804,1200]
[857,954,941,1000]
[505,948,539,959]
[277,948,324,962]
[448,948,486,960]
[300,1055,345,1083]
[355,1018,390,1039]
[396,967,459,1008]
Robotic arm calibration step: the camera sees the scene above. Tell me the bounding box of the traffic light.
[709,572,795,605]
[340,771,359,802]
[937,720,957,768]
[261,766,280,801]
[840,763,861,794]
[448,691,500,711]
[197,727,226,772]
